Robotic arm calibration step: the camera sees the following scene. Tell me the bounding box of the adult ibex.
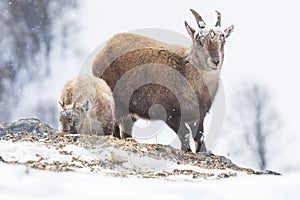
[92,9,234,152]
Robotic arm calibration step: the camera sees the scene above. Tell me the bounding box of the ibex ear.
[82,100,90,112]
[224,25,235,38]
[58,101,64,109]
[184,21,195,39]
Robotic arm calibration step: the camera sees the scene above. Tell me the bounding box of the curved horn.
[190,9,206,29]
[184,21,195,38]
[215,11,221,27]
[59,101,64,108]
[224,25,235,38]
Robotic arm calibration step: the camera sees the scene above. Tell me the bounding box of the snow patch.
[195,26,223,38]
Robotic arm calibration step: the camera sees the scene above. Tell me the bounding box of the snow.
[0,134,299,199]
[196,25,223,37]
[0,140,95,164]
[1,162,300,200]
[0,139,239,178]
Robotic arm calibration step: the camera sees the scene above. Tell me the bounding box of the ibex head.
[185,9,234,71]
[59,100,90,134]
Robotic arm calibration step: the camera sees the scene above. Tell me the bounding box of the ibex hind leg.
[113,123,121,138]
[167,117,190,151]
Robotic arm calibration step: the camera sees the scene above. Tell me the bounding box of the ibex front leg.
[187,120,207,153]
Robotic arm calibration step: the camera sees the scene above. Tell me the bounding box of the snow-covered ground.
[0,138,247,180]
[0,134,299,200]
[1,162,300,200]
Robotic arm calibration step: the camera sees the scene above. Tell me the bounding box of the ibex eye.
[196,39,203,46]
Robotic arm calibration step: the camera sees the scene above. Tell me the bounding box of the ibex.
[92,9,234,152]
[59,76,115,136]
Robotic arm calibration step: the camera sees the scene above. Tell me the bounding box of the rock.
[222,157,232,165]
[111,149,129,164]
[264,170,281,176]
[0,118,56,139]
[0,156,8,163]
[230,163,240,171]
[206,150,214,157]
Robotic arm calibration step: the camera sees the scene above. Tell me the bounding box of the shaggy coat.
[59,76,115,136]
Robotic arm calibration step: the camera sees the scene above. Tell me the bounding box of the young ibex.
[92,9,234,152]
[59,76,115,136]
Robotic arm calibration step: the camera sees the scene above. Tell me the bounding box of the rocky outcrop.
[0,118,281,179]
[0,118,56,139]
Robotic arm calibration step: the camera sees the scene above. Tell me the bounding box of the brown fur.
[59,76,115,136]
[92,10,234,152]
